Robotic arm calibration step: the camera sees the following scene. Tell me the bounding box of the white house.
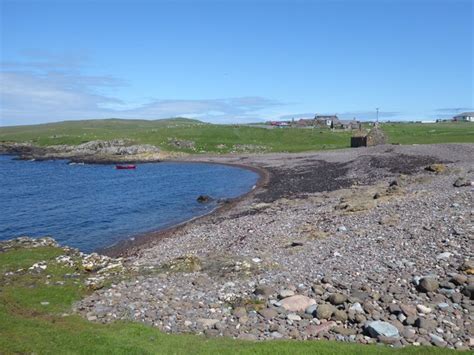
[453,112,474,122]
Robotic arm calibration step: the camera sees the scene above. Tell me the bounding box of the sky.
[0,0,473,126]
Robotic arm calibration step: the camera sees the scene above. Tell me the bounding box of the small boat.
[115,164,136,170]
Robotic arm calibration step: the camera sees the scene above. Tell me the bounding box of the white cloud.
[0,56,282,126]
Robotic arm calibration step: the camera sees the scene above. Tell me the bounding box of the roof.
[339,119,359,125]
[314,115,338,119]
[454,112,474,117]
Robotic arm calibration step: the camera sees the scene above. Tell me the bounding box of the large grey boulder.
[366,321,400,338]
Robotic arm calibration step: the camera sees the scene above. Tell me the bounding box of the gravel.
[71,143,474,348]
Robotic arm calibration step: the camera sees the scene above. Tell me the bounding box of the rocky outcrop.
[0,140,163,162]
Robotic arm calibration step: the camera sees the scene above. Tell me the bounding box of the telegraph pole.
[376,108,379,125]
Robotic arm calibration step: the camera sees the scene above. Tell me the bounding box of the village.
[267,111,474,129]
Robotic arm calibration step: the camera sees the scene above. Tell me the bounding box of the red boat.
[115,164,136,170]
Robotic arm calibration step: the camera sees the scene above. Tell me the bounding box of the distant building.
[339,119,361,130]
[453,112,474,122]
[314,115,339,127]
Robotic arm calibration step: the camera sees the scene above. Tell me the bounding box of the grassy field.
[0,245,457,354]
[0,118,472,154]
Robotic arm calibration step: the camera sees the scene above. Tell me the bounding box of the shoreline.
[0,151,271,257]
[2,143,474,348]
[97,160,271,258]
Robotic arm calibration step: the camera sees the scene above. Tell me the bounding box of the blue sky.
[0,0,472,126]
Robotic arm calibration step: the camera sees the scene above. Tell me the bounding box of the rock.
[429,333,447,347]
[304,321,336,337]
[425,164,446,174]
[271,331,283,339]
[415,318,437,331]
[338,226,347,232]
[451,274,467,285]
[233,307,247,319]
[349,302,364,314]
[462,283,474,299]
[332,309,348,322]
[312,285,325,296]
[197,318,219,328]
[388,304,402,315]
[196,195,213,203]
[366,321,400,338]
[254,285,275,297]
[258,308,278,320]
[333,326,357,336]
[416,304,432,314]
[459,260,474,275]
[287,313,302,321]
[305,304,317,315]
[400,304,417,317]
[328,293,348,305]
[453,177,469,187]
[316,304,335,319]
[418,277,439,293]
[279,289,295,299]
[437,303,449,311]
[279,295,316,312]
[436,252,452,260]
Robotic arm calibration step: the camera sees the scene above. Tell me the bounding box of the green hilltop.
[0,118,472,154]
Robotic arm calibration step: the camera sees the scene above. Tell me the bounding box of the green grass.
[0,246,460,354]
[382,122,474,145]
[0,118,472,154]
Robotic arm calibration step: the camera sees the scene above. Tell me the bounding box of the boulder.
[366,321,400,338]
[418,277,439,293]
[258,308,278,320]
[328,293,348,305]
[279,295,316,312]
[316,304,335,319]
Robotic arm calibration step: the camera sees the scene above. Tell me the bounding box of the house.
[314,115,340,127]
[339,119,361,130]
[453,112,474,122]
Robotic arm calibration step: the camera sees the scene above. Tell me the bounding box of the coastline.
[2,143,474,348]
[97,161,271,258]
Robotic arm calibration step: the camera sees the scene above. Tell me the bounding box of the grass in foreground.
[0,246,458,354]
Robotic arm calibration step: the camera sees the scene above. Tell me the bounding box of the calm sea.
[0,155,258,252]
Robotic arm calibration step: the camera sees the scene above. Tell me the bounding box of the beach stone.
[197,318,219,328]
[305,304,317,315]
[451,274,467,285]
[400,304,417,317]
[279,295,316,312]
[349,302,364,314]
[279,289,295,299]
[388,304,402,315]
[366,321,400,338]
[254,285,275,297]
[418,277,439,293]
[416,304,432,314]
[258,308,278,320]
[233,307,247,319]
[436,252,452,260]
[332,309,348,322]
[437,303,449,311]
[328,293,347,305]
[462,283,474,299]
[305,321,336,336]
[430,333,447,347]
[316,304,335,319]
[415,318,437,331]
[312,285,325,296]
[425,164,446,174]
[287,313,301,321]
[453,177,469,187]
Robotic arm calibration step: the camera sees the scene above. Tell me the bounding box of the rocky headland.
[2,143,473,350]
[0,140,176,163]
